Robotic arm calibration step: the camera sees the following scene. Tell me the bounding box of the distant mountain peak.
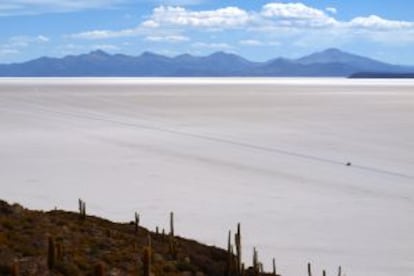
[299,48,354,62]
[321,48,344,54]
[175,53,194,58]
[296,48,391,70]
[140,51,163,58]
[89,49,110,56]
[208,51,236,58]
[0,48,409,77]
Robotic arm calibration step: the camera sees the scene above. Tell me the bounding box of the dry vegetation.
[0,199,282,276]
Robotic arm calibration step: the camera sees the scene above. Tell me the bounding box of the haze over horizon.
[1,1,414,65]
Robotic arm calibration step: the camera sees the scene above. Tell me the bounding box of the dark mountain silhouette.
[349,72,414,78]
[0,48,412,77]
[297,48,390,69]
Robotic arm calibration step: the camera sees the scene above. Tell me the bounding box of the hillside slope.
[0,199,277,276]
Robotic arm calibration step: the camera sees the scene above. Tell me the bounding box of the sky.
[1,0,414,64]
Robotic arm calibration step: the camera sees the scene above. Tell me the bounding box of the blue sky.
[1,0,414,64]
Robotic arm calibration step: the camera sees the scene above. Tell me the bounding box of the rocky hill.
[0,199,279,276]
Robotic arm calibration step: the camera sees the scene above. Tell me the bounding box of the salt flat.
[1,78,413,276]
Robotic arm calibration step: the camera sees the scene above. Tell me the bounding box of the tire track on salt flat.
[8,96,414,180]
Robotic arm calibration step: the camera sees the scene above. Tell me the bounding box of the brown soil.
[0,200,276,276]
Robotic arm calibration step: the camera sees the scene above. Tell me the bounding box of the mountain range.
[0,48,413,77]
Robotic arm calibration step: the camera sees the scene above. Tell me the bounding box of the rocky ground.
[0,199,275,276]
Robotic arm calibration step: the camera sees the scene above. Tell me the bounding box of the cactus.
[143,247,151,276]
[338,266,342,276]
[226,230,239,276]
[156,226,159,235]
[168,233,177,259]
[47,236,56,269]
[170,211,174,237]
[56,241,63,261]
[94,262,105,276]
[147,234,152,249]
[227,230,232,253]
[134,212,140,234]
[168,211,177,259]
[78,199,86,220]
[252,247,259,275]
[10,260,19,276]
[235,223,242,275]
[323,270,326,276]
[226,230,233,275]
[308,262,312,276]
[272,258,277,275]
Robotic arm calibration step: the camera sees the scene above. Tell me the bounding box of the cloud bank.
[70,2,414,43]
[0,0,128,15]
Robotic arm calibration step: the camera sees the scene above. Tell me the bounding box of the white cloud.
[151,0,203,5]
[239,40,280,46]
[145,35,190,42]
[348,15,414,30]
[9,35,50,44]
[0,35,50,52]
[70,28,141,39]
[325,7,337,14]
[0,0,129,16]
[141,20,160,28]
[0,48,19,56]
[0,35,50,56]
[239,39,263,46]
[261,2,337,28]
[36,35,50,42]
[71,5,251,40]
[71,30,118,40]
[92,44,120,51]
[262,3,326,19]
[68,2,414,48]
[142,6,250,28]
[192,42,232,49]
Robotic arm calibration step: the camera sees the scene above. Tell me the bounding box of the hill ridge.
[0,48,412,77]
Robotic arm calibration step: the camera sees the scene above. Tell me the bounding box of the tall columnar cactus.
[235,223,242,275]
[10,260,19,276]
[134,212,140,234]
[168,211,177,258]
[147,234,152,250]
[47,236,56,269]
[227,230,232,253]
[323,270,326,276]
[308,262,312,276]
[338,266,342,276]
[258,262,264,273]
[78,199,86,220]
[56,241,63,261]
[272,258,277,275]
[252,247,259,275]
[226,230,234,276]
[168,233,177,259]
[170,211,174,237]
[143,247,151,276]
[94,262,105,276]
